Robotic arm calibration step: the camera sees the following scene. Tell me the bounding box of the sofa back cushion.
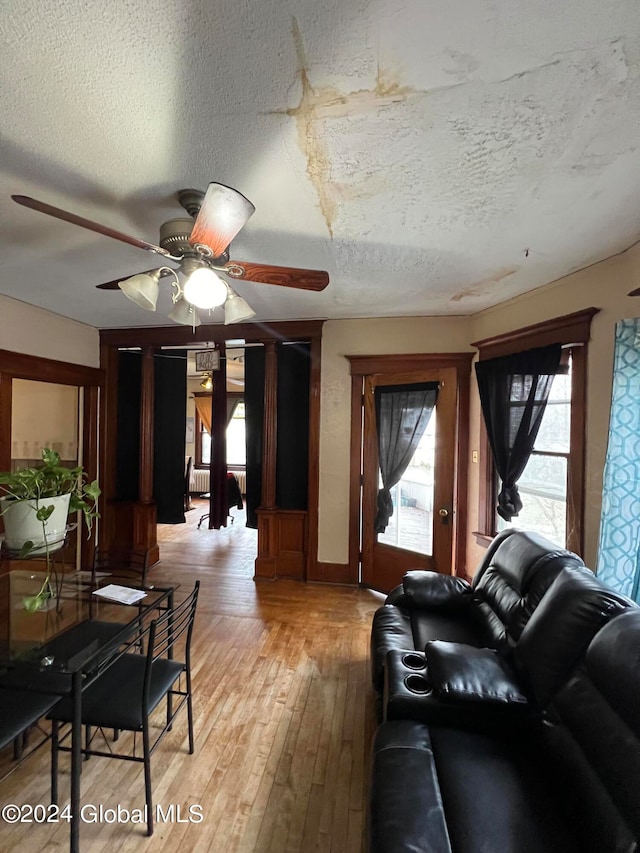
[471,530,584,653]
[514,566,633,706]
[544,609,640,850]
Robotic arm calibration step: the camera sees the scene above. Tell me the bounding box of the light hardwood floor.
[0,501,384,852]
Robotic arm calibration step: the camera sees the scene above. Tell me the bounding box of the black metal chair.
[91,549,149,587]
[49,581,200,835]
[0,686,59,771]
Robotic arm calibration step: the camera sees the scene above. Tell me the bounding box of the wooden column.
[209,343,228,529]
[0,373,12,474]
[255,341,278,579]
[261,341,278,509]
[133,347,158,567]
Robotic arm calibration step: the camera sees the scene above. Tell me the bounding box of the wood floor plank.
[0,501,384,852]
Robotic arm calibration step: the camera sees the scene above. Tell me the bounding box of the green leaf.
[35,504,55,522]
[18,540,35,558]
[23,595,42,613]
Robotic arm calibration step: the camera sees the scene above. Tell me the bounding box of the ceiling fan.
[11,183,330,326]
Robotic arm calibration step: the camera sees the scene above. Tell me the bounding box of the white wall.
[0,294,99,367]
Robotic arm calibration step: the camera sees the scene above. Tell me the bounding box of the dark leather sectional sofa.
[368,529,640,853]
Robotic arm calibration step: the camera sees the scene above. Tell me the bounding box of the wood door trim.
[348,352,473,375]
[350,353,472,587]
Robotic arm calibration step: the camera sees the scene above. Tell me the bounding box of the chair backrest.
[148,580,200,666]
[185,456,193,491]
[540,609,640,851]
[92,549,148,586]
[470,529,585,653]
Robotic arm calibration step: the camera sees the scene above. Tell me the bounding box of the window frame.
[472,308,598,554]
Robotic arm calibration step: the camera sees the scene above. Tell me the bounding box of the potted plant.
[0,448,100,611]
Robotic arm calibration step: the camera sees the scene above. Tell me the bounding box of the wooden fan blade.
[95,268,177,289]
[188,183,255,258]
[222,260,329,291]
[12,195,179,260]
[628,287,640,296]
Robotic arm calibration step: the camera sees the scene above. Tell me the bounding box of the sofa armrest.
[402,572,472,612]
[425,641,530,708]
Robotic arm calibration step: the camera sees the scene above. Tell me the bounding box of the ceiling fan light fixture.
[183,267,228,310]
[224,288,256,324]
[167,297,201,327]
[118,270,162,311]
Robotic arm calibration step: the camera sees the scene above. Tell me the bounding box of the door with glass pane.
[361,368,457,593]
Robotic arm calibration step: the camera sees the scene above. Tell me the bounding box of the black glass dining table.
[0,567,176,853]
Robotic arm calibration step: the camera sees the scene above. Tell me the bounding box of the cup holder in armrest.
[404,673,431,695]
[401,652,427,670]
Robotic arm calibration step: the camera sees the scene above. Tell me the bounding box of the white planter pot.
[1,493,71,555]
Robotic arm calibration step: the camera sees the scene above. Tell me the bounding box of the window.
[473,309,598,553]
[227,402,246,467]
[194,398,245,468]
[497,356,571,545]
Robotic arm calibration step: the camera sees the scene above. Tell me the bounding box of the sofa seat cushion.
[429,725,582,853]
[370,721,452,853]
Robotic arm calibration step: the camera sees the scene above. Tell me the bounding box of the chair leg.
[113,728,119,742]
[84,724,91,760]
[186,673,195,754]
[142,724,153,836]
[51,720,59,806]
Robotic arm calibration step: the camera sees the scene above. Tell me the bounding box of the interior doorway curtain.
[194,394,212,435]
[597,319,640,603]
[153,349,187,524]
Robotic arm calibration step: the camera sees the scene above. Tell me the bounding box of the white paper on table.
[92,584,147,605]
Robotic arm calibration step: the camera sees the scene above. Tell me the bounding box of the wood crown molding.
[471,308,600,359]
[99,319,325,349]
[0,348,104,386]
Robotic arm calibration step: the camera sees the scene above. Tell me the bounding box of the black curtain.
[153,350,187,524]
[244,346,265,529]
[115,351,141,501]
[276,343,310,510]
[374,382,439,533]
[475,344,562,522]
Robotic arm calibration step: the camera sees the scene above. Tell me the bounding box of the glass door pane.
[377,410,436,555]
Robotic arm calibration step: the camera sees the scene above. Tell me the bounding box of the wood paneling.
[255,509,307,581]
[139,347,155,504]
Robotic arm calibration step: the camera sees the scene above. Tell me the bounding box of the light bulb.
[183,268,228,310]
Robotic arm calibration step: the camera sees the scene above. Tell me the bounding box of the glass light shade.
[200,373,213,390]
[224,289,256,324]
[183,267,228,310]
[118,270,161,311]
[167,297,201,327]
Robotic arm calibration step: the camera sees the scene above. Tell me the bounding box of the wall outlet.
[472,450,478,463]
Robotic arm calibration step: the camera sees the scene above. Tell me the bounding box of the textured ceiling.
[1,0,639,329]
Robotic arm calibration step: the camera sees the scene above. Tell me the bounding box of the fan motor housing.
[159,218,194,255]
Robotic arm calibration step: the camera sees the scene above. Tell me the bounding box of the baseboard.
[309,561,358,585]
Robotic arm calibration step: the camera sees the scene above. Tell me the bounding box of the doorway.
[348,353,472,594]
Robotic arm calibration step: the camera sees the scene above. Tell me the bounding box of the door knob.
[438,508,449,518]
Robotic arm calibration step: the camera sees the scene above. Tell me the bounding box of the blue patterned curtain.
[597,319,640,602]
